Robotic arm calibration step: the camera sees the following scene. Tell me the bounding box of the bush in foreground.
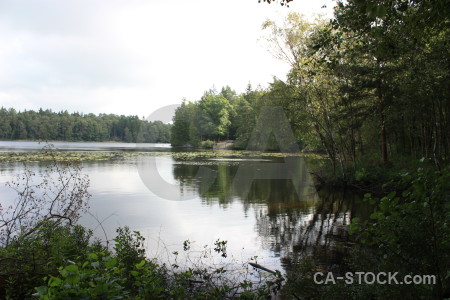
[0,223,279,299]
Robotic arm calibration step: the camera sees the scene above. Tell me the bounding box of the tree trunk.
[380,111,388,164]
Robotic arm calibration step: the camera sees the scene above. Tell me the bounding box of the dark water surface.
[0,141,370,272]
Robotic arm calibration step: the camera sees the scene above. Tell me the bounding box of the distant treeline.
[0,108,171,143]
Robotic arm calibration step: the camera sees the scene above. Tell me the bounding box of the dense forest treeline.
[172,0,449,175]
[0,107,171,143]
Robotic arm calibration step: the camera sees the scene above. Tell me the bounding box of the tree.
[171,101,198,146]
[262,12,314,69]
[259,0,294,7]
[0,108,171,143]
[327,0,450,164]
[261,1,450,171]
[198,92,232,140]
[262,13,355,173]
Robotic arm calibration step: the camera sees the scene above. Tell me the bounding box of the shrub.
[200,140,214,149]
[0,222,100,299]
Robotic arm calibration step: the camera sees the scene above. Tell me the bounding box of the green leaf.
[49,277,62,287]
[376,5,387,18]
[386,191,396,199]
[365,2,375,13]
[88,253,98,260]
[135,259,146,269]
[64,264,79,273]
[35,286,48,295]
[351,217,360,223]
[367,7,377,18]
[105,257,117,268]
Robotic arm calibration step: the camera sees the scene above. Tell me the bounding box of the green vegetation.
[282,165,450,299]
[199,140,214,149]
[1,222,279,299]
[0,154,281,299]
[172,0,449,182]
[0,108,171,143]
[0,151,130,162]
[0,148,319,163]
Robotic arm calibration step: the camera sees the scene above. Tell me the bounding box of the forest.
[172,0,449,175]
[0,108,171,143]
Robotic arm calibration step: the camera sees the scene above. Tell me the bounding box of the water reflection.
[169,155,369,267]
[0,148,369,271]
[171,157,318,205]
[257,189,372,268]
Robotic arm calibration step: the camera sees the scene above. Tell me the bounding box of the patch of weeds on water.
[0,150,324,163]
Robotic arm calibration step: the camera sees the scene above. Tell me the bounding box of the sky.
[0,0,334,118]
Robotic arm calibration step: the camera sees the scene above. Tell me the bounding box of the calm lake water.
[0,141,370,272]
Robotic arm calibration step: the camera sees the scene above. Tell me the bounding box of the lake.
[0,141,369,272]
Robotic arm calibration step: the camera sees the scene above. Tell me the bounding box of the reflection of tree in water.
[172,157,315,206]
[255,189,372,269]
[172,160,239,208]
[171,156,371,267]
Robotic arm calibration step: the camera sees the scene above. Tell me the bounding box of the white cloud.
[0,0,334,117]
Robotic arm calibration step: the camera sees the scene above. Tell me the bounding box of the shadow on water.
[171,155,372,270]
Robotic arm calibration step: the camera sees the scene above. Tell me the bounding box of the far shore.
[0,140,170,144]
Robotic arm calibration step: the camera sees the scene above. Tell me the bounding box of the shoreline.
[0,139,170,144]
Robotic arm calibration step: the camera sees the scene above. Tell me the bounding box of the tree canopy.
[173,0,449,175]
[0,108,171,143]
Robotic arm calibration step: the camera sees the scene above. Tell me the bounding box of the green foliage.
[113,226,147,291]
[171,90,236,146]
[259,0,293,7]
[0,107,171,143]
[200,140,214,149]
[213,239,228,258]
[171,101,200,147]
[170,83,311,152]
[169,0,450,178]
[31,226,170,299]
[0,151,135,162]
[260,0,450,176]
[283,166,450,299]
[34,249,168,300]
[0,222,102,299]
[198,91,232,139]
[0,222,275,299]
[348,165,450,298]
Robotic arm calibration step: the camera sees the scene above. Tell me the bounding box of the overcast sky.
[0,0,333,117]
